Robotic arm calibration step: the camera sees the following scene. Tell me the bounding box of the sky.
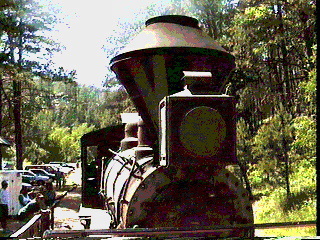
[41,0,172,88]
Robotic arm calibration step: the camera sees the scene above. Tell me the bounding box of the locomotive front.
[102,15,254,237]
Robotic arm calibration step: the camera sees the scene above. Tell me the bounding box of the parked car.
[22,182,33,191]
[25,165,57,175]
[28,169,56,181]
[49,162,75,169]
[21,173,34,184]
[2,162,14,170]
[47,162,74,174]
[17,170,50,185]
[61,163,75,170]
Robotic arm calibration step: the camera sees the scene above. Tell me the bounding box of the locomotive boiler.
[81,15,254,238]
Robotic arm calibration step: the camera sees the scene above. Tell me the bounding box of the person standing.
[43,182,56,206]
[0,180,9,233]
[56,169,62,189]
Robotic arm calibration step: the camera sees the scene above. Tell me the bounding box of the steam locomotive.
[80,15,254,238]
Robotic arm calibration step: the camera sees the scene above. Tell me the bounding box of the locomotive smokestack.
[110,15,235,144]
[145,15,201,29]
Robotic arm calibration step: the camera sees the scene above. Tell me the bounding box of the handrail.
[10,214,42,238]
[43,220,317,238]
[10,210,51,238]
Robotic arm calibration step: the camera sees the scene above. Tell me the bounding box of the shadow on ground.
[55,187,81,211]
[53,185,83,230]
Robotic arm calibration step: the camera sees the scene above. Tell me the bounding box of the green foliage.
[0,0,75,168]
[24,141,48,164]
[99,88,136,127]
[254,188,316,236]
[297,54,317,116]
[12,74,135,165]
[248,108,316,235]
[226,0,316,133]
[237,117,253,162]
[48,123,94,162]
[289,160,316,195]
[251,108,293,186]
[290,116,316,161]
[0,145,15,161]
[247,112,316,201]
[0,0,61,66]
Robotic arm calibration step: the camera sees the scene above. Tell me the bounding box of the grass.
[253,188,316,237]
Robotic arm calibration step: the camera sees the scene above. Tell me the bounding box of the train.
[80,15,254,238]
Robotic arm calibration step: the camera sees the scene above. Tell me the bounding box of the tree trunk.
[13,18,24,170]
[284,152,290,197]
[277,2,293,112]
[8,33,23,169]
[0,77,3,170]
[13,79,23,170]
[238,160,253,200]
[280,114,291,197]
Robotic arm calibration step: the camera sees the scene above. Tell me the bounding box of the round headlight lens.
[179,106,226,157]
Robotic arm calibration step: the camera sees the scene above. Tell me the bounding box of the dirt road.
[53,168,83,230]
[53,167,112,230]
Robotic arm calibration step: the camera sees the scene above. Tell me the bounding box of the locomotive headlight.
[159,95,237,167]
[179,106,226,157]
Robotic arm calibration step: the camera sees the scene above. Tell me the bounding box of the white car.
[18,170,50,185]
[46,164,69,175]
[47,162,74,174]
[29,169,56,181]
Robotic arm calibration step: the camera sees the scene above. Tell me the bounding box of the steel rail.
[43,220,316,238]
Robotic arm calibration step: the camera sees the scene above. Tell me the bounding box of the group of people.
[18,181,59,221]
[0,179,63,233]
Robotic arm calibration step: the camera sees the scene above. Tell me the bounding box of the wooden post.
[50,207,55,229]
[41,209,51,234]
[81,145,87,205]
